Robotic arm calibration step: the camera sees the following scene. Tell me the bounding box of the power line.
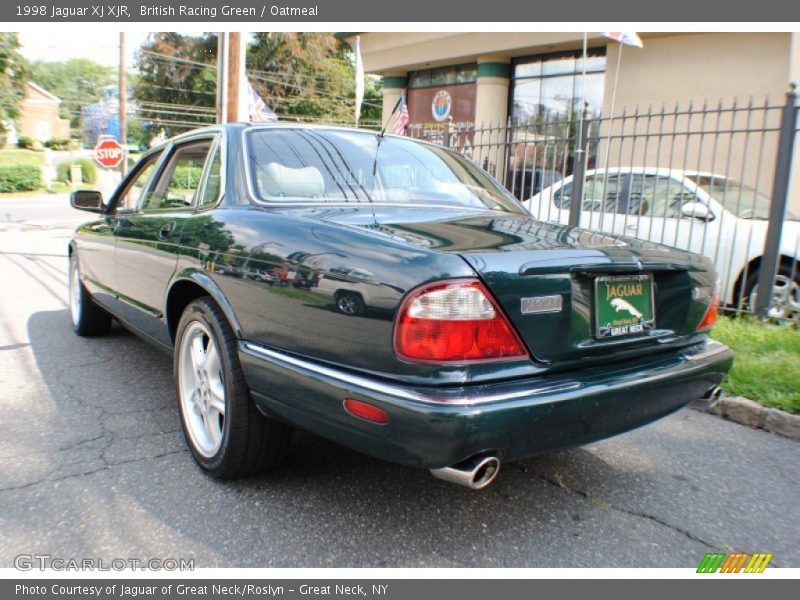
[138,49,216,70]
[138,48,380,107]
[247,73,381,108]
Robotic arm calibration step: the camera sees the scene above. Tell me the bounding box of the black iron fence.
[409,87,800,322]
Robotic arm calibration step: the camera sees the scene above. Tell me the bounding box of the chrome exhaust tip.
[704,385,723,402]
[430,454,500,490]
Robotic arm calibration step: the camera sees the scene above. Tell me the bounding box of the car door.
[77,151,162,317]
[114,136,218,346]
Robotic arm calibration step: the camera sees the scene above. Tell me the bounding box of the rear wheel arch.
[334,289,364,302]
[733,254,798,304]
[732,256,763,305]
[166,274,243,344]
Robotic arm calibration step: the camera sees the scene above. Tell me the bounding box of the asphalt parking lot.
[0,194,798,568]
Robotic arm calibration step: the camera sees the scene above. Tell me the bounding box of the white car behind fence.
[524,168,800,321]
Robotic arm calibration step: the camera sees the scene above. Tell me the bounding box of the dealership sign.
[94,137,125,168]
[431,90,452,122]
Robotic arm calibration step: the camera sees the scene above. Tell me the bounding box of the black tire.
[743,262,800,319]
[174,297,292,478]
[335,291,365,316]
[69,254,112,337]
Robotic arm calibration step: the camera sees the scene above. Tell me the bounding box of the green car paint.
[71,124,733,470]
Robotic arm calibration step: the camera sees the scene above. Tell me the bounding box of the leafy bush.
[171,165,203,190]
[0,164,42,193]
[16,136,35,150]
[44,137,70,150]
[56,158,97,184]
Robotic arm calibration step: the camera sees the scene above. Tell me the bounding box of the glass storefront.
[511,49,606,122]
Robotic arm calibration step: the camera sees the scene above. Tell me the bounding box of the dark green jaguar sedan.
[69,124,732,489]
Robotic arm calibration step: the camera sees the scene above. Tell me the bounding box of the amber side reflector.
[343,399,389,424]
[697,276,721,332]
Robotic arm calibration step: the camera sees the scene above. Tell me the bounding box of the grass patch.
[0,149,45,167]
[712,316,800,414]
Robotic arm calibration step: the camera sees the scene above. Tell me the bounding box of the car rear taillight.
[394,279,528,363]
[696,276,721,331]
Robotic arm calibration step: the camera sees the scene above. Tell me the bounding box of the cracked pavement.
[0,194,798,568]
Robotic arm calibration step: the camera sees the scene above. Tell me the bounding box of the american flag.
[391,94,409,135]
[248,83,278,123]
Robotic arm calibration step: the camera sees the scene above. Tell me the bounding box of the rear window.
[245,128,522,213]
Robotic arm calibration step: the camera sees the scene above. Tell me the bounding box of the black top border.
[4,0,800,22]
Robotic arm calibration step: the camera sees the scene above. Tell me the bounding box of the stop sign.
[94,138,124,168]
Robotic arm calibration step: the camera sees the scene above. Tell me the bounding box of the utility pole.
[119,32,127,176]
[217,32,247,124]
[217,33,228,124]
[227,32,243,123]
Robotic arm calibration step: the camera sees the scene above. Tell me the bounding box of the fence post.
[569,103,590,227]
[755,83,798,318]
[443,117,451,149]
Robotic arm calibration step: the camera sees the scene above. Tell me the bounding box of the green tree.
[133,33,382,135]
[133,32,217,138]
[247,33,381,127]
[0,33,28,139]
[29,58,115,132]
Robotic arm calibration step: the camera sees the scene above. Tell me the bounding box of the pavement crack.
[0,448,188,493]
[57,432,106,452]
[525,466,723,551]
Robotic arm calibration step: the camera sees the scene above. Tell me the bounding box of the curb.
[689,395,800,441]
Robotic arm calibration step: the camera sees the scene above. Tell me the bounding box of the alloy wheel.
[70,264,81,327]
[178,321,226,457]
[338,295,359,315]
[749,274,800,321]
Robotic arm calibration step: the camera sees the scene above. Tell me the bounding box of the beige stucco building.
[345,32,799,129]
[341,32,800,211]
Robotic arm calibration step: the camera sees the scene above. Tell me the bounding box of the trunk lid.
[283,206,715,364]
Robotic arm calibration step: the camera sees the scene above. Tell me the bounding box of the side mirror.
[70,190,105,213]
[681,202,714,222]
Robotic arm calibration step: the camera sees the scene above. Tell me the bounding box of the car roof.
[160,122,390,147]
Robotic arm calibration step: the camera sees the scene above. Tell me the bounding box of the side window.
[627,174,659,216]
[198,144,222,208]
[116,154,161,211]
[143,141,213,211]
[583,175,624,212]
[630,175,685,218]
[553,182,572,209]
[672,182,703,214]
[554,175,624,212]
[631,175,699,218]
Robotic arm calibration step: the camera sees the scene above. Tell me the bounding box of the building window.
[409,63,477,89]
[511,49,605,122]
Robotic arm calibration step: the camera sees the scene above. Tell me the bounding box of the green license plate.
[595,274,655,339]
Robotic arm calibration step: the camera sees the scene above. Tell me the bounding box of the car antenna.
[379,94,404,138]
[378,70,416,139]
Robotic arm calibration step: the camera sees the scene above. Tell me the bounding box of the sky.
[19,31,152,67]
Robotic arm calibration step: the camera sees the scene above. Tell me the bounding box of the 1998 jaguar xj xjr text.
[68,124,732,489]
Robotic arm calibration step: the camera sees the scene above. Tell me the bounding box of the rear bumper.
[240,339,733,469]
